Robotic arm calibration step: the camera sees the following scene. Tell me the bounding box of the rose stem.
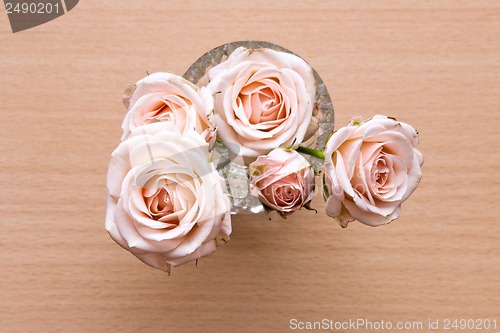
[296,146,325,160]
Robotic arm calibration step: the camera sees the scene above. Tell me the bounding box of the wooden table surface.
[1,1,499,332]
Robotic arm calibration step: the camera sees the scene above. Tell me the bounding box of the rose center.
[276,185,297,203]
[143,97,191,130]
[239,83,284,125]
[145,187,175,221]
[260,92,276,110]
[374,159,390,186]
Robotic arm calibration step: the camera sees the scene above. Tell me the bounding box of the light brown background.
[1,1,499,332]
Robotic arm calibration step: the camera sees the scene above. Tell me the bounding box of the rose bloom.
[322,115,423,227]
[249,148,315,214]
[208,47,316,162]
[105,122,231,272]
[122,72,216,147]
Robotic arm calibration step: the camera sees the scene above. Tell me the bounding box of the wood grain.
[1,1,499,332]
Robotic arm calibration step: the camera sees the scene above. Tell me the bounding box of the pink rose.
[105,122,231,273]
[208,47,316,162]
[322,115,423,227]
[122,72,216,147]
[248,148,315,214]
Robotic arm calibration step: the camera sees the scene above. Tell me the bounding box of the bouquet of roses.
[105,42,423,273]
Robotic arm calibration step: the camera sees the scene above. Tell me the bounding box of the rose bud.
[105,122,231,273]
[249,148,315,215]
[122,72,216,148]
[322,115,423,227]
[208,47,316,163]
